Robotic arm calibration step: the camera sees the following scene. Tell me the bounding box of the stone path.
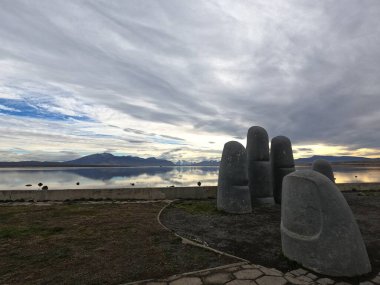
[125,262,380,285]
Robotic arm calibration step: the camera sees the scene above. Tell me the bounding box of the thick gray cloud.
[0,0,380,160]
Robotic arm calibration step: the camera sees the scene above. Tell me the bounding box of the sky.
[0,0,380,162]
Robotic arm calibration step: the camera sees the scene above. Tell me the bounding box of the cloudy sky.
[0,0,379,162]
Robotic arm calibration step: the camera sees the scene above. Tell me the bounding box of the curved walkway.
[124,262,380,285]
[124,201,380,285]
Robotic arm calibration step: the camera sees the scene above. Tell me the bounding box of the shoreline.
[1,162,380,168]
[0,183,379,202]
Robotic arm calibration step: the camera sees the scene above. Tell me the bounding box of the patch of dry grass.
[0,202,234,285]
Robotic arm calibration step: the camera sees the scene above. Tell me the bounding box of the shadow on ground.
[161,191,380,283]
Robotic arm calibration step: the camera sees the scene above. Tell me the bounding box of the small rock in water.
[25,184,32,187]
[130,183,135,186]
[170,185,175,187]
[76,182,80,185]
[38,182,43,187]
[41,185,48,190]
[197,181,201,187]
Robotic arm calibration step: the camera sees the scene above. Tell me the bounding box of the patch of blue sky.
[0,98,92,122]
[75,132,115,139]
[152,137,187,145]
[9,148,29,154]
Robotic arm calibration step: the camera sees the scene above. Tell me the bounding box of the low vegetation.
[0,202,234,285]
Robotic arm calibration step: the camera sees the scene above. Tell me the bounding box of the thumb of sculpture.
[281,170,371,277]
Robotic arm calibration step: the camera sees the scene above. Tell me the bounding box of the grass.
[0,225,64,238]
[173,199,221,215]
[0,202,235,285]
[358,191,380,196]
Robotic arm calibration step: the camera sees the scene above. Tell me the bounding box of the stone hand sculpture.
[312,159,335,182]
[246,126,273,202]
[281,170,371,276]
[270,136,295,204]
[217,141,252,214]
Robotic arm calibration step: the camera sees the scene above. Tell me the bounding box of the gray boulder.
[312,159,335,182]
[270,136,295,204]
[217,141,252,214]
[247,126,272,201]
[281,170,371,277]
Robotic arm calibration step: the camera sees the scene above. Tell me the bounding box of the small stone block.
[256,276,287,285]
[169,277,202,285]
[234,269,263,280]
[259,267,283,276]
[290,269,308,276]
[225,266,240,272]
[316,278,335,285]
[297,276,313,283]
[203,272,233,284]
[226,280,257,285]
[306,273,318,280]
[285,276,311,285]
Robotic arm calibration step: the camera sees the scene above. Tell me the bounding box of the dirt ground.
[161,191,380,283]
[0,202,235,285]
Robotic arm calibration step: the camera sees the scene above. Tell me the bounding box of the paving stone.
[284,275,312,285]
[316,278,335,285]
[259,267,283,276]
[285,273,296,278]
[146,282,167,285]
[256,276,287,285]
[306,273,318,280]
[203,272,233,284]
[372,276,380,284]
[169,277,202,285]
[242,264,261,269]
[291,269,308,276]
[225,266,242,272]
[359,282,374,285]
[335,282,351,285]
[297,276,314,283]
[226,280,257,285]
[234,269,263,280]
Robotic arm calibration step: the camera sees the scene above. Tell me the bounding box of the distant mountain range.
[175,160,220,166]
[0,153,174,167]
[0,153,379,167]
[65,153,174,167]
[295,155,380,164]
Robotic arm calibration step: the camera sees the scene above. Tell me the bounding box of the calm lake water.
[0,165,379,190]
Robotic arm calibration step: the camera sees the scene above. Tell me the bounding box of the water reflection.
[0,166,219,190]
[332,166,380,183]
[0,165,379,190]
[296,165,380,183]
